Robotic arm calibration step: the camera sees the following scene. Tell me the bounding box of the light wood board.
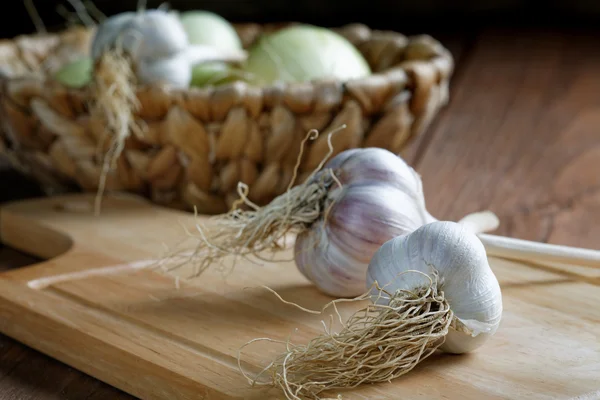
[0,193,598,400]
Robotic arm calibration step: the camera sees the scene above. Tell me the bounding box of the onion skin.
[244,24,371,85]
[179,10,242,52]
[178,10,245,88]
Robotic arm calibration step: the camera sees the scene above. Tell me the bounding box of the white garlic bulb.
[90,9,246,88]
[293,146,597,300]
[136,51,192,88]
[295,148,434,297]
[366,221,503,354]
[90,12,137,60]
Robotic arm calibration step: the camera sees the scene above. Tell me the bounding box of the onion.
[178,10,245,88]
[54,57,93,88]
[179,10,242,51]
[243,24,371,85]
[190,62,240,87]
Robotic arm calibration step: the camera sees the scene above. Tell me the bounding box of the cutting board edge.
[0,277,249,400]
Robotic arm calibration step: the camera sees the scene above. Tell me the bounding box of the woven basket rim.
[0,21,453,96]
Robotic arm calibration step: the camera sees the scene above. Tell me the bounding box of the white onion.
[179,10,242,52]
[178,10,244,88]
[244,24,371,85]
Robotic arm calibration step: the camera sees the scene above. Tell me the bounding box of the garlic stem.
[478,233,600,268]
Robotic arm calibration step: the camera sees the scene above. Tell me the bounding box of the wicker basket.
[0,23,453,214]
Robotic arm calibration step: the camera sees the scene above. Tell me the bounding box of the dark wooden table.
[1,27,599,399]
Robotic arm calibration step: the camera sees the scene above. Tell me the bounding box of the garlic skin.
[90,12,137,60]
[91,10,188,61]
[136,51,192,88]
[294,148,433,297]
[122,10,188,60]
[366,221,503,354]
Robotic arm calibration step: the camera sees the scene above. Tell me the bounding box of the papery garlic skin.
[91,12,137,60]
[122,10,188,60]
[136,52,192,88]
[294,148,433,297]
[366,221,503,354]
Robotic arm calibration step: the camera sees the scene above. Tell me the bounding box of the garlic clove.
[366,221,503,354]
[443,328,494,354]
[295,222,367,297]
[295,184,430,297]
[327,184,428,264]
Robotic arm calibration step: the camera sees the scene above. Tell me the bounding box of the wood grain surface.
[416,29,600,250]
[0,193,598,400]
[0,247,135,400]
[0,28,599,399]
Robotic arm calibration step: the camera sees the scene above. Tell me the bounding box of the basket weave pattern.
[0,23,453,213]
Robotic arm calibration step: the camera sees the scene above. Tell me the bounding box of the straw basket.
[0,23,453,214]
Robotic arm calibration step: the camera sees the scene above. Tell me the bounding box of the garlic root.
[89,47,140,215]
[160,127,349,281]
[242,221,503,399]
[239,273,453,400]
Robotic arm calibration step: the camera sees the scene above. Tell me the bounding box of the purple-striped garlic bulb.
[294,148,435,297]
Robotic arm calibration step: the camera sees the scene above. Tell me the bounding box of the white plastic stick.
[478,233,600,268]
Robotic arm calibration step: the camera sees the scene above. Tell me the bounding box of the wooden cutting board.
[0,193,598,400]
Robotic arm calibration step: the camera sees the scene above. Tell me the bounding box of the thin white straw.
[27,258,155,290]
[479,233,600,268]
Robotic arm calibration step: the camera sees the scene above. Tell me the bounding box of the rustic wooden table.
[0,27,599,399]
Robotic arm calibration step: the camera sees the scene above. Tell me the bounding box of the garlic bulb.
[366,221,503,354]
[90,9,246,88]
[294,148,433,297]
[295,147,600,298]
[136,52,192,88]
[240,221,501,399]
[90,12,137,60]
[118,10,189,60]
[165,142,600,303]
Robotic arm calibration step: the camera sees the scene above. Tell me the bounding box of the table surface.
[1,27,599,399]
